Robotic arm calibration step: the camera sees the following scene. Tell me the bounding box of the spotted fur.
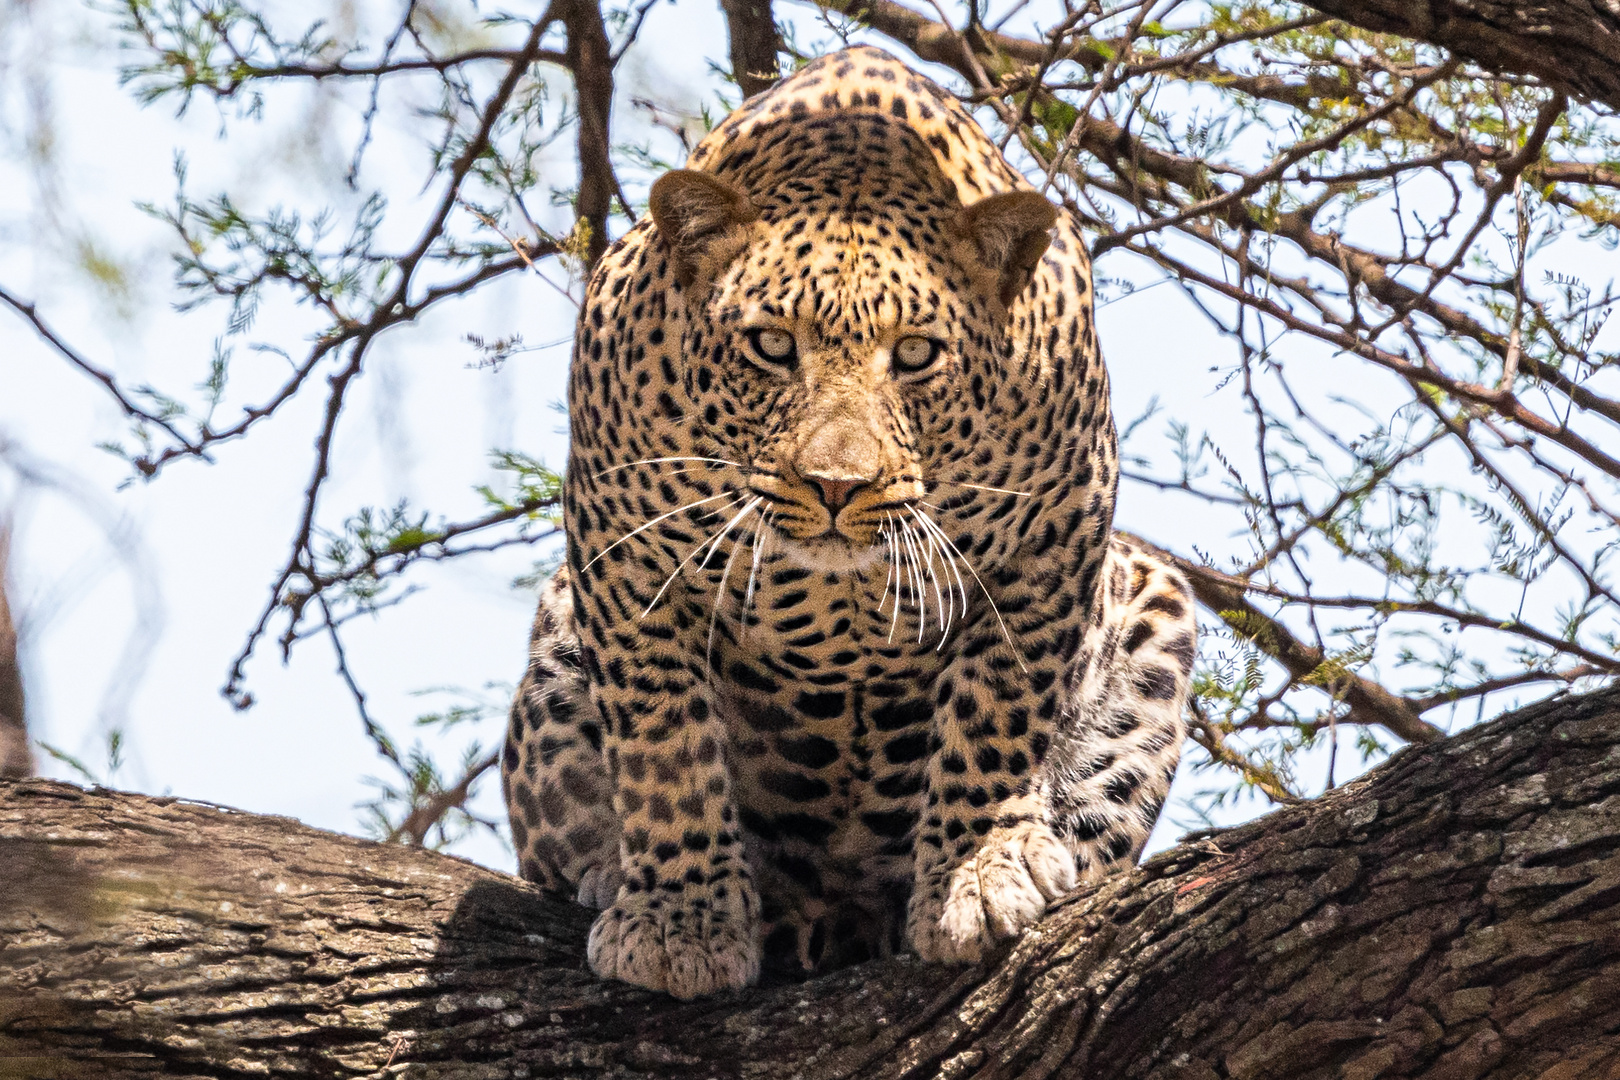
[501,46,1196,999]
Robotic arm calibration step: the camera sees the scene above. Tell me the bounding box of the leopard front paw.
[907,821,1076,963]
[587,888,760,999]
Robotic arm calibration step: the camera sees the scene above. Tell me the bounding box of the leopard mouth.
[820,512,894,546]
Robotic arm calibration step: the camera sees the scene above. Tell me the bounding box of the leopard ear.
[649,169,759,287]
[952,190,1058,308]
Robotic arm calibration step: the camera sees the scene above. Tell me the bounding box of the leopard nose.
[804,473,868,510]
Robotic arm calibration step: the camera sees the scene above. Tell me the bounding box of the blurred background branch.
[0,523,31,779]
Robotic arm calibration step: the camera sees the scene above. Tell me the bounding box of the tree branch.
[4,685,1618,1076]
[389,749,501,847]
[1168,554,1447,745]
[1300,0,1620,109]
[212,48,570,86]
[806,0,1107,75]
[722,0,783,97]
[0,287,196,472]
[559,0,618,268]
[223,16,559,710]
[0,527,28,780]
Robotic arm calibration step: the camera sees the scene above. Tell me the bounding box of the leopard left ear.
[952,190,1058,308]
[649,169,759,288]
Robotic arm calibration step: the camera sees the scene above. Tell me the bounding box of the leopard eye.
[892,335,944,378]
[744,328,798,370]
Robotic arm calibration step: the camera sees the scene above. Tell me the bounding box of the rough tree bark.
[1301,0,1620,110]
[3,685,1618,1079]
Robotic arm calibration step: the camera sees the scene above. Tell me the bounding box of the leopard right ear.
[952,190,1058,309]
[649,169,759,287]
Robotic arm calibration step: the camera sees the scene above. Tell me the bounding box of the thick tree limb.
[4,686,1618,1077]
[1300,0,1620,110]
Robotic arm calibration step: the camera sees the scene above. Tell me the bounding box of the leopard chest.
[701,556,948,882]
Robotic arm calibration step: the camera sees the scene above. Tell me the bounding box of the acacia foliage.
[1,0,1616,841]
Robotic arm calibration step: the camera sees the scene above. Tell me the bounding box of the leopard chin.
[776,530,888,573]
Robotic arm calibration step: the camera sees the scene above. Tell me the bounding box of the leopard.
[501,44,1197,1000]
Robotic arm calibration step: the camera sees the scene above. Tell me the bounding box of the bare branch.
[223,16,561,709]
[1169,555,1447,745]
[389,750,501,847]
[209,49,569,87]
[0,287,195,473]
[559,0,620,268]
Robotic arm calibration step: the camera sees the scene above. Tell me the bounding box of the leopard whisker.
[745,513,767,612]
[583,491,739,571]
[929,478,1032,498]
[908,506,969,620]
[639,496,751,617]
[706,502,758,676]
[911,507,1019,667]
[907,501,965,612]
[910,522,932,643]
[698,496,762,572]
[898,518,928,643]
[914,514,950,636]
[876,513,895,615]
[595,456,745,478]
[924,519,967,649]
[743,509,774,641]
[885,514,904,644]
[891,517,914,633]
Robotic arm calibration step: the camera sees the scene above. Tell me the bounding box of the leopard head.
[648,134,1055,563]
